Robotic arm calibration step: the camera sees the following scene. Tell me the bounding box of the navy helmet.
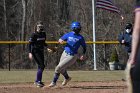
[125,23,132,29]
[71,22,81,30]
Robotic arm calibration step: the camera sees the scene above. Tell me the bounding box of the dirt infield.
[0,81,127,93]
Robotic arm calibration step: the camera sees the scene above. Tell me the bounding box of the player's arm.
[41,32,55,53]
[28,33,36,53]
[81,37,86,54]
[129,7,140,65]
[80,37,87,60]
[58,33,68,44]
[128,0,140,64]
[28,33,36,60]
[118,33,125,44]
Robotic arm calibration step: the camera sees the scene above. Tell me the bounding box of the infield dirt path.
[0,81,127,93]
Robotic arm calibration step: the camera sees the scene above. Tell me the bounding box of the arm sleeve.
[118,33,124,44]
[28,33,35,53]
[60,33,68,41]
[80,37,87,54]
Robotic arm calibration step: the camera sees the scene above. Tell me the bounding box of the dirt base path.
[0,81,127,93]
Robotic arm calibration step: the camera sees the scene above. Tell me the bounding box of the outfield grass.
[0,70,126,83]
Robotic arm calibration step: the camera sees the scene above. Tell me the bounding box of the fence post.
[8,44,10,71]
[104,44,108,70]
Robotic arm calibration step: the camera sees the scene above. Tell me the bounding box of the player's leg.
[128,50,140,93]
[57,51,78,72]
[32,49,45,87]
[49,51,77,87]
[130,64,140,93]
[58,53,78,86]
[49,51,66,87]
[61,70,71,86]
[48,73,60,87]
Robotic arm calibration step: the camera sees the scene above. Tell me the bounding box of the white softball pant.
[55,51,78,74]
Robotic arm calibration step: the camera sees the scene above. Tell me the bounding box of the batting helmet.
[71,22,81,30]
[125,23,132,29]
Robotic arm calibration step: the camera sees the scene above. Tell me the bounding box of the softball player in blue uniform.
[126,1,140,93]
[29,21,53,87]
[49,22,87,87]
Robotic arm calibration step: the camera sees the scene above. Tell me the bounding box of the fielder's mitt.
[77,55,87,61]
[47,47,58,53]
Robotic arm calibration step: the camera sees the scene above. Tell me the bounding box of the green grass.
[0,70,126,83]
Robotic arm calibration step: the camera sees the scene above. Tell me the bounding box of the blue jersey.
[118,32,132,53]
[60,31,86,55]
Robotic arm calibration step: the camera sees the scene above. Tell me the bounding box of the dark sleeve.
[28,33,36,53]
[118,33,124,44]
[80,37,87,54]
[136,0,140,7]
[123,35,131,45]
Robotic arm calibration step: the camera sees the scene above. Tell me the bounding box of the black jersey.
[136,0,140,7]
[29,31,47,53]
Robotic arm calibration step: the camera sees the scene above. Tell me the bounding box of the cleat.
[34,81,44,88]
[48,82,56,87]
[62,77,71,86]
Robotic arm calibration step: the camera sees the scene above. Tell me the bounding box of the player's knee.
[55,65,61,73]
[39,65,45,70]
[61,69,66,74]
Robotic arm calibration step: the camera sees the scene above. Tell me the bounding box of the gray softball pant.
[55,51,78,74]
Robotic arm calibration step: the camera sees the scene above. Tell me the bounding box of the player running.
[48,21,87,87]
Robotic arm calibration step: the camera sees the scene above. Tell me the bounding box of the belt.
[64,51,74,56]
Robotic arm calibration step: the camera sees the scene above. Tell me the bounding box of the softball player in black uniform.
[29,21,52,87]
[127,1,140,93]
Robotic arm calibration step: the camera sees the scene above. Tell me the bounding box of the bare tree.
[0,0,135,69]
[21,0,26,41]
